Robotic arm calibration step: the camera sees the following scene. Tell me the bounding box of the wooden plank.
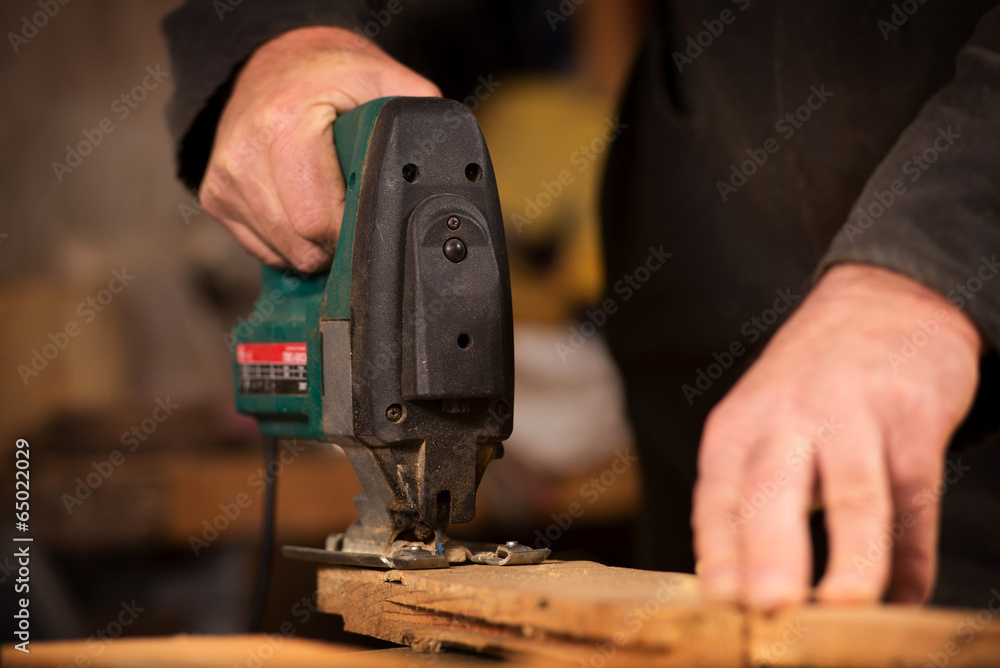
[317,561,1000,667]
[0,635,490,668]
[320,561,743,667]
[749,604,1000,668]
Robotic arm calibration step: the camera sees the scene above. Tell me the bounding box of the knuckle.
[702,403,739,447]
[890,382,930,415]
[260,201,287,228]
[289,208,332,240]
[199,192,221,217]
[693,478,737,513]
[268,124,299,157]
[290,248,330,274]
[892,449,941,489]
[893,540,934,568]
[418,80,442,98]
[199,168,235,206]
[743,460,787,489]
[261,254,289,269]
[873,371,935,418]
[827,481,887,519]
[294,258,324,274]
[198,193,227,221]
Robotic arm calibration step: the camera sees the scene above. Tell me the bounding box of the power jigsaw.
[231,97,549,569]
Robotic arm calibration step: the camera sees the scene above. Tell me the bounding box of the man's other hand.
[693,263,981,609]
[200,26,440,272]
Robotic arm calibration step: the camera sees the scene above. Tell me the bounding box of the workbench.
[6,559,999,667]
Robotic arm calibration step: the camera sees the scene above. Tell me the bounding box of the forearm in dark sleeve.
[162,0,369,190]
[817,5,1000,449]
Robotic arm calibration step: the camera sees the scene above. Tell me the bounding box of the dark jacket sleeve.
[817,6,1000,449]
[162,0,369,190]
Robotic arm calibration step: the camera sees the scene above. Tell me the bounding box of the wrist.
[817,262,983,359]
[251,25,375,61]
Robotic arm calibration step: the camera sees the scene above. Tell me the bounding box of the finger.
[269,106,345,261]
[738,429,816,610]
[815,416,893,604]
[215,215,286,267]
[238,168,333,272]
[199,180,286,266]
[885,430,947,604]
[204,113,333,272]
[886,481,940,604]
[693,408,752,603]
[200,175,312,268]
[217,213,288,269]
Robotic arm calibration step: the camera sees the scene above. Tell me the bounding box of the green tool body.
[232,98,389,439]
[228,97,538,569]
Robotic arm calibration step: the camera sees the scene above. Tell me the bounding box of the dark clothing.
[598,1,1000,599]
[163,0,368,191]
[163,0,566,191]
[163,0,1000,606]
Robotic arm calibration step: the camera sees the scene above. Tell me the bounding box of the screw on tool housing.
[385,404,404,422]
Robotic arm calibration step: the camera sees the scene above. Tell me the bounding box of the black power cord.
[247,436,277,632]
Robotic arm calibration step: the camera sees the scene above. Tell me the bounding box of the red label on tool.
[236,343,307,365]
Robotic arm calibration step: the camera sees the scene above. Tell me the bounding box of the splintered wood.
[318,560,1000,668]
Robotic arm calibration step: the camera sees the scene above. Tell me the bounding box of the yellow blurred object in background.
[478,76,612,325]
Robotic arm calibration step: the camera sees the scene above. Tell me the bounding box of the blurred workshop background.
[0,0,648,645]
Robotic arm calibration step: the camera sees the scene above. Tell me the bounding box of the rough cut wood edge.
[318,561,1000,668]
[320,561,743,667]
